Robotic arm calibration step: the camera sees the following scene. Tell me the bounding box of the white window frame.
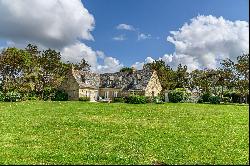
[105,91,109,99]
[114,91,118,98]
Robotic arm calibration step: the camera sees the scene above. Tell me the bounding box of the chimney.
[131,66,136,73]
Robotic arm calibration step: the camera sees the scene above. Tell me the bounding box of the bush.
[231,92,241,103]
[221,97,231,103]
[0,91,4,101]
[202,93,212,103]
[4,91,22,102]
[209,96,221,104]
[79,96,90,102]
[113,97,125,103]
[125,95,147,104]
[168,88,190,103]
[197,98,203,103]
[52,90,68,101]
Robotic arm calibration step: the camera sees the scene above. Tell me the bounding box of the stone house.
[60,66,162,101]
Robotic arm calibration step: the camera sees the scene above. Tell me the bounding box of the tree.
[74,58,91,71]
[175,64,189,89]
[120,67,133,73]
[234,53,249,103]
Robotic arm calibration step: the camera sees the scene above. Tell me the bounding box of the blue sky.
[0,0,248,73]
[82,0,249,66]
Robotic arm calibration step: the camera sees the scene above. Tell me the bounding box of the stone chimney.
[131,66,136,73]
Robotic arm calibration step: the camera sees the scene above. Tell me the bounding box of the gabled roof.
[99,67,153,91]
[71,66,154,91]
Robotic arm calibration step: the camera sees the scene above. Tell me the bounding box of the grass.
[0,101,249,165]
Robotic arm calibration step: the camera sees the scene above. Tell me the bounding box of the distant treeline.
[0,44,249,103]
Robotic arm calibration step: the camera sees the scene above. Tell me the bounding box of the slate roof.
[72,66,153,91]
[72,70,100,89]
[99,66,153,91]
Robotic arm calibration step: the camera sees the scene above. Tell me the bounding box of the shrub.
[79,96,90,102]
[168,89,189,103]
[202,93,212,103]
[113,97,125,103]
[221,97,231,103]
[42,87,54,101]
[197,98,203,103]
[125,95,147,104]
[231,92,241,103]
[209,96,221,104]
[0,91,4,101]
[52,90,68,101]
[4,91,22,102]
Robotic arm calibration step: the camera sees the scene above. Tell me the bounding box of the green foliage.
[119,67,133,73]
[209,96,221,104]
[0,91,4,101]
[197,98,203,103]
[221,97,231,103]
[113,97,125,103]
[168,88,190,103]
[231,92,242,103]
[125,95,147,104]
[145,96,164,104]
[4,91,22,102]
[79,96,90,102]
[52,90,68,101]
[201,93,212,103]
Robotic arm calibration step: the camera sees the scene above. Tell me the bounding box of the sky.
[0,0,249,73]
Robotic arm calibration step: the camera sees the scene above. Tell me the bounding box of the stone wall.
[145,71,162,97]
[59,70,79,100]
[79,88,98,101]
[99,88,122,99]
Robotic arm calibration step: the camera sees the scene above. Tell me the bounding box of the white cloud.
[61,43,123,73]
[116,24,135,31]
[0,0,95,49]
[132,56,155,70]
[0,0,125,73]
[165,15,249,70]
[112,34,126,41]
[138,33,151,40]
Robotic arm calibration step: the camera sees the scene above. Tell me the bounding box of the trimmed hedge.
[79,96,90,102]
[125,95,147,104]
[113,97,125,103]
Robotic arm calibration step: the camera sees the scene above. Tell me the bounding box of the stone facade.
[60,66,163,101]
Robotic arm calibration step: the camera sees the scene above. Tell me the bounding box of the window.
[105,91,109,99]
[113,91,118,98]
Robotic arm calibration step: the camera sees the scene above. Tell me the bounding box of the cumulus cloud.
[137,33,152,40]
[165,15,249,70]
[132,57,154,70]
[134,15,249,71]
[112,34,126,41]
[61,43,123,73]
[0,0,125,73]
[0,0,95,49]
[116,24,136,31]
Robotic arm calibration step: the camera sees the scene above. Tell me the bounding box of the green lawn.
[0,102,249,165]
